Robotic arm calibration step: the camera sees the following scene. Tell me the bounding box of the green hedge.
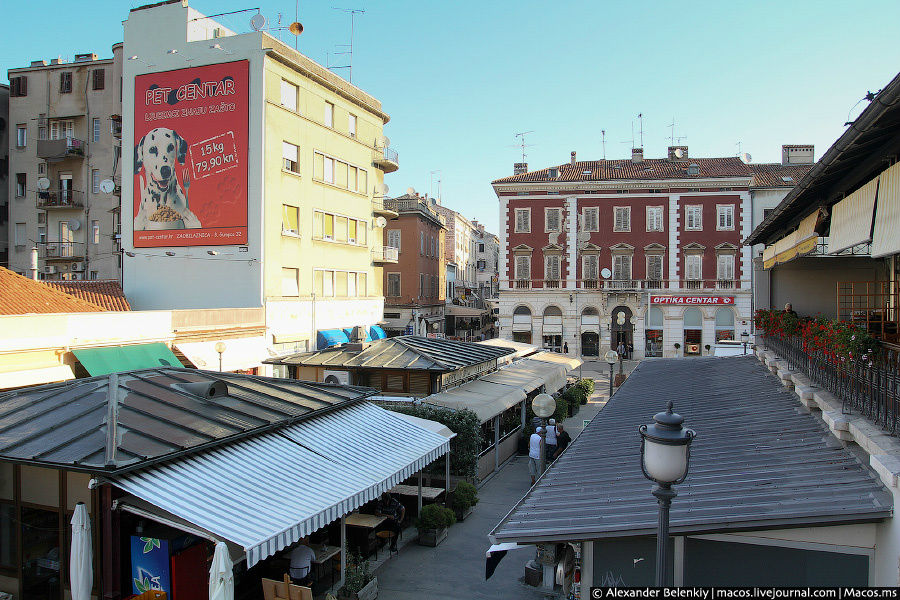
[387,404,481,479]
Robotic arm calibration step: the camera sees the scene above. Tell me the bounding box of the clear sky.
[4,1,899,233]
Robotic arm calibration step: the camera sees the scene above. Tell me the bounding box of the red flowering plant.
[753,308,800,340]
[755,309,879,368]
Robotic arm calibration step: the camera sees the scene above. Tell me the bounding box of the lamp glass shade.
[741,331,749,341]
[642,438,689,484]
[214,342,227,354]
[604,350,618,365]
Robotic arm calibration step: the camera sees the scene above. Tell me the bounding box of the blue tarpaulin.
[369,325,387,340]
[317,329,350,348]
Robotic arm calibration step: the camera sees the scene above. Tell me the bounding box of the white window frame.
[280,79,298,112]
[684,254,703,280]
[324,156,334,184]
[613,206,631,232]
[717,253,735,281]
[387,272,401,297]
[324,101,334,128]
[16,125,26,147]
[282,141,299,173]
[91,169,101,194]
[717,204,735,231]
[92,118,101,142]
[348,113,357,138]
[91,220,100,245]
[582,207,599,232]
[544,207,562,233]
[282,204,300,236]
[646,206,664,232]
[514,208,531,233]
[685,205,703,230]
[646,254,664,281]
[514,255,531,280]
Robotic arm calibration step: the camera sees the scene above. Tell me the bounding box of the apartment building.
[7,47,124,282]
[472,220,499,299]
[432,200,478,293]
[0,84,8,269]
[381,193,446,335]
[493,147,753,359]
[122,1,397,354]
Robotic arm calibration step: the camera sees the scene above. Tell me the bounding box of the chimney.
[74,53,98,63]
[631,148,644,163]
[570,151,577,165]
[782,145,814,165]
[49,57,66,65]
[30,60,48,67]
[667,146,688,160]
[514,162,528,175]
[30,246,39,280]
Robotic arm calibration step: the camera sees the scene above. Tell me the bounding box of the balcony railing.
[762,334,899,437]
[36,189,85,210]
[372,199,399,219]
[372,246,399,263]
[37,137,86,161]
[373,146,399,173]
[505,278,749,291]
[37,241,85,260]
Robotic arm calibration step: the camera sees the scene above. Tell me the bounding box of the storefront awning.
[110,402,449,568]
[423,380,526,423]
[317,329,350,348]
[175,337,270,372]
[763,210,822,270]
[72,343,182,376]
[447,305,487,317]
[528,351,583,371]
[871,161,900,258]
[0,365,75,390]
[828,175,878,254]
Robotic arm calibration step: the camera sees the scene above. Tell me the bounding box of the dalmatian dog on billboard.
[134,127,202,231]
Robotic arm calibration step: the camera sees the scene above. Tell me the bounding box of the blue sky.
[4,1,899,232]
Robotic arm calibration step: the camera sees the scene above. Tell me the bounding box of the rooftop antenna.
[637,113,644,148]
[667,118,687,146]
[514,131,534,163]
[329,7,365,83]
[429,170,441,199]
[735,141,742,156]
[601,129,606,160]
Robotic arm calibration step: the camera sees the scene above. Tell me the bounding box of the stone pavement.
[375,357,639,599]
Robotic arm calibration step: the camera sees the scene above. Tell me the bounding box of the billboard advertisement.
[130,536,171,596]
[650,296,735,305]
[133,60,249,247]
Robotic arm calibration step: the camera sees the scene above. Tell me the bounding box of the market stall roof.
[528,351,583,371]
[108,402,449,567]
[175,337,272,372]
[386,411,455,439]
[422,380,526,423]
[490,356,893,545]
[265,335,513,372]
[477,338,538,360]
[446,305,489,317]
[0,368,373,473]
[72,343,183,376]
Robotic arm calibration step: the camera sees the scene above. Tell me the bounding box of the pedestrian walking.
[545,418,558,460]
[553,423,572,460]
[528,426,543,485]
[563,342,569,354]
[617,341,625,360]
[627,342,633,360]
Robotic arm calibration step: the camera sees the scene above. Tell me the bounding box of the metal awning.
[423,380,526,423]
[72,343,182,376]
[828,175,878,254]
[871,161,900,258]
[175,337,270,372]
[0,365,75,390]
[110,402,449,568]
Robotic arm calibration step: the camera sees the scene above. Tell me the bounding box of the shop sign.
[650,296,735,305]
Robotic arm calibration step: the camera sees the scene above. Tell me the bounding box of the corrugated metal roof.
[110,402,450,567]
[265,335,514,372]
[0,368,373,472]
[490,356,893,544]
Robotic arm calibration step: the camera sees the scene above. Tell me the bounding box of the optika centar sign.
[650,296,735,305]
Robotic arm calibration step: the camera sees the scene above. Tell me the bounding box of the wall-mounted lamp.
[569,294,574,304]
[125,251,136,257]
[165,251,176,257]
[207,250,218,256]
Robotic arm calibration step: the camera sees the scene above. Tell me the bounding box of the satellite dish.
[406,187,416,196]
[740,152,752,164]
[378,183,390,196]
[577,231,590,243]
[68,220,81,231]
[601,268,612,279]
[99,179,115,194]
[288,21,304,35]
[531,393,555,418]
[375,216,388,228]
[382,135,391,148]
[249,12,266,31]
[37,177,51,190]
[674,148,684,159]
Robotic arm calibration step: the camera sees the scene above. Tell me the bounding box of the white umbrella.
[69,502,92,600]
[209,541,234,600]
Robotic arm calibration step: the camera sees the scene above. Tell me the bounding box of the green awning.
[72,343,183,376]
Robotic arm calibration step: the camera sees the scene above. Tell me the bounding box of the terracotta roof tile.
[0,268,107,315]
[45,280,131,311]
[492,156,751,185]
[749,162,815,188]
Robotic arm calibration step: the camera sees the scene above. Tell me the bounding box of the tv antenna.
[429,170,442,199]
[514,131,534,163]
[601,129,606,160]
[328,7,365,83]
[735,141,743,156]
[637,113,644,148]
[667,118,686,145]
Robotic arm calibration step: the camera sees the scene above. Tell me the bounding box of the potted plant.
[704,344,711,355]
[450,481,479,521]
[416,503,455,547]
[674,342,681,356]
[338,552,377,600]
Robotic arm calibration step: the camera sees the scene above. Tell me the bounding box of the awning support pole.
[494,414,501,472]
[445,449,451,498]
[339,515,346,590]
[417,471,423,514]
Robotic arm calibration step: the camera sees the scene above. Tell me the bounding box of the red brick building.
[381,193,446,335]
[493,147,753,358]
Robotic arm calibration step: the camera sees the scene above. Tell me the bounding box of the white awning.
[828,175,878,254]
[542,324,563,335]
[175,337,271,372]
[391,412,455,439]
[0,365,75,390]
[872,161,900,258]
[424,380,526,423]
[477,338,538,360]
[110,402,449,568]
[529,350,583,371]
[478,355,573,395]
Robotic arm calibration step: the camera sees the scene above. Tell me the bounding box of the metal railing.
[372,246,399,262]
[37,241,85,259]
[508,278,749,291]
[36,189,84,209]
[762,335,899,437]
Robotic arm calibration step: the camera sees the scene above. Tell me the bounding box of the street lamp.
[214,341,226,372]
[639,401,695,586]
[531,393,555,476]
[741,330,750,355]
[604,350,618,397]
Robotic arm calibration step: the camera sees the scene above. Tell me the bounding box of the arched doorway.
[610,305,633,357]
[512,305,532,344]
[645,306,664,357]
[542,306,563,352]
[581,307,600,357]
[683,307,702,355]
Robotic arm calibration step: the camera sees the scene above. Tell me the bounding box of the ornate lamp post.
[741,330,750,355]
[531,393,555,475]
[214,341,226,372]
[604,350,618,397]
[639,401,695,586]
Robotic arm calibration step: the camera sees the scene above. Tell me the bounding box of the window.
[358,272,367,296]
[324,102,334,128]
[348,166,357,191]
[348,272,357,297]
[646,206,664,232]
[345,219,356,243]
[420,232,425,255]
[335,216,348,242]
[335,271,348,297]
[16,125,26,147]
[419,273,425,298]
[282,205,299,235]
[280,79,298,112]
[357,221,366,245]
[91,220,100,245]
[387,273,401,297]
[10,75,27,97]
[324,157,334,183]
[14,223,26,247]
[647,254,664,281]
[717,205,735,230]
[60,72,72,93]
[545,255,561,282]
[685,254,702,280]
[514,208,531,233]
[92,118,101,142]
[348,114,357,138]
[763,208,774,220]
[515,255,531,280]
[90,271,98,280]
[478,243,485,252]
[50,120,74,140]
[477,259,486,271]
[685,205,703,230]
[717,253,735,281]
[431,237,436,257]
[614,207,631,232]
[91,169,101,194]
[281,268,299,296]
[15,174,26,197]
[613,254,632,280]
[583,254,599,280]
[358,169,367,194]
[324,213,334,239]
[387,229,401,250]
[92,69,105,90]
[545,207,562,233]
[282,142,299,173]
[38,126,46,141]
[583,207,599,232]
[38,163,46,175]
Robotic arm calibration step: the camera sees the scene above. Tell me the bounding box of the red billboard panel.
[650,296,735,305]
[133,61,249,247]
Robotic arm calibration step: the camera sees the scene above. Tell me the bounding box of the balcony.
[373,146,399,173]
[372,200,399,219]
[36,189,85,210]
[372,246,399,264]
[38,242,85,261]
[504,278,750,291]
[37,137,86,161]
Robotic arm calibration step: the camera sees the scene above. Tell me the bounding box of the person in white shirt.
[528,426,543,485]
[545,418,558,460]
[288,538,316,586]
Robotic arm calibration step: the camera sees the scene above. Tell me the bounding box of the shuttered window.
[92,69,105,91]
[647,254,664,280]
[613,254,632,280]
[717,205,734,230]
[583,207,599,232]
[515,255,531,280]
[282,142,299,173]
[60,72,72,93]
[614,207,631,232]
[647,206,664,231]
[685,254,702,280]
[545,208,562,233]
[515,208,530,233]
[545,255,561,280]
[717,254,734,280]
[387,273,401,297]
[583,254,599,279]
[387,229,401,250]
[280,80,298,111]
[685,205,703,230]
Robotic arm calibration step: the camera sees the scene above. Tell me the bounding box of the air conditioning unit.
[72,262,85,271]
[322,370,350,385]
[43,265,57,274]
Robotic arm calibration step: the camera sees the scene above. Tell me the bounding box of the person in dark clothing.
[784,303,799,318]
[553,424,572,460]
[375,492,405,551]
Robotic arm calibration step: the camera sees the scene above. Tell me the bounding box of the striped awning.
[773,231,798,264]
[110,402,449,568]
[828,175,878,254]
[763,210,822,270]
[871,161,900,258]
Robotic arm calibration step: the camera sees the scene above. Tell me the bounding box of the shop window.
[715,307,735,342]
[646,306,664,357]
[21,507,61,599]
[683,307,703,355]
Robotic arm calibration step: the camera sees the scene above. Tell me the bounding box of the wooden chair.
[261,574,313,600]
